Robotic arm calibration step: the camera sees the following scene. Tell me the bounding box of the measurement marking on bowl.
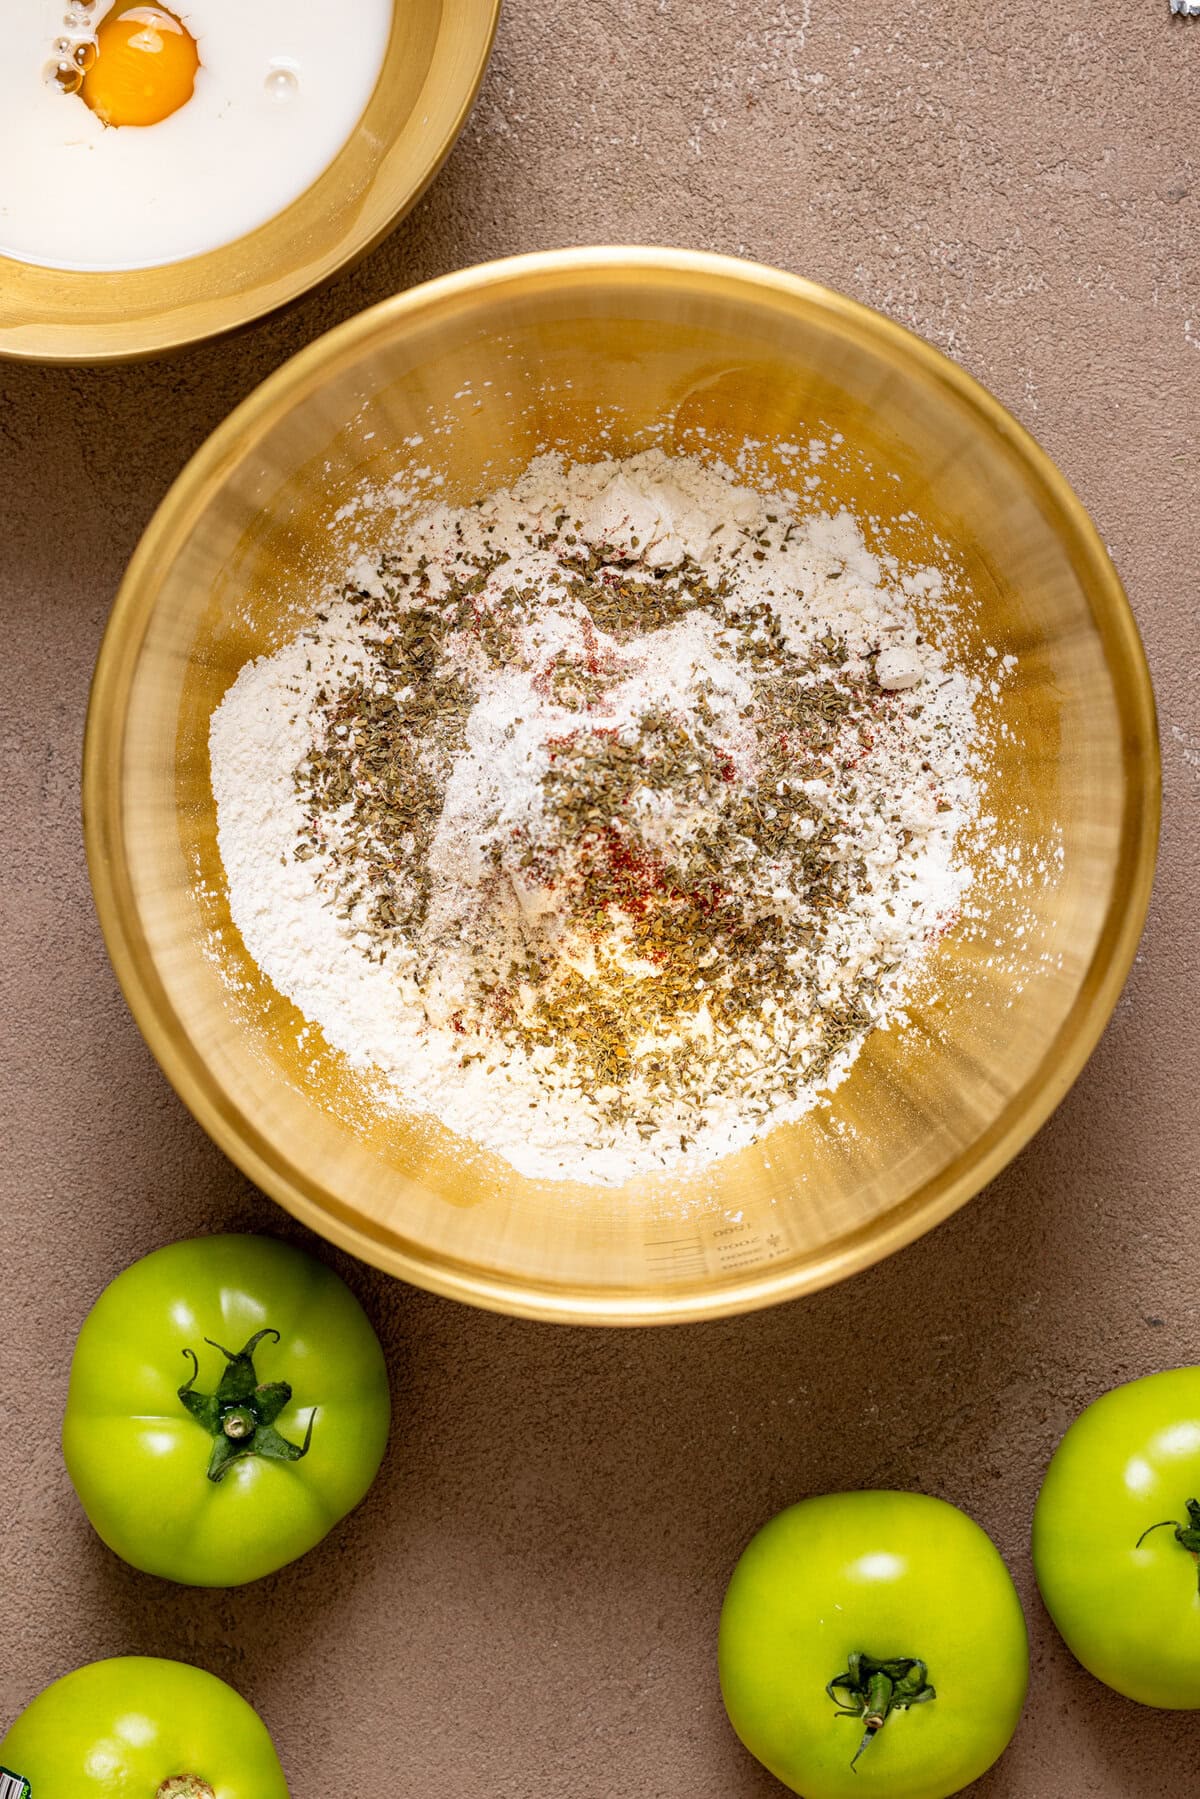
[644,1231,707,1277]
[711,1216,789,1271]
[716,1240,777,1272]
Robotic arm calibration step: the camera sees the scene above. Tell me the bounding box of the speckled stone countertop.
[2,2,1199,1794]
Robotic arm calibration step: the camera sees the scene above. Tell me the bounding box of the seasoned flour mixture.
[210,451,984,1184]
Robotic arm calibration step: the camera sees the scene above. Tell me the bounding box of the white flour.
[210,450,986,1185]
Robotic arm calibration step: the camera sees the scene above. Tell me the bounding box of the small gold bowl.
[84,248,1159,1322]
[0,0,500,364]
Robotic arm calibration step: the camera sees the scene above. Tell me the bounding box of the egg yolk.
[80,4,199,128]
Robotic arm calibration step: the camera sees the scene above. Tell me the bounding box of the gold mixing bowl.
[0,0,500,363]
[84,248,1160,1323]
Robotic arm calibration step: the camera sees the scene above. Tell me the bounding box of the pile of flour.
[210,450,984,1185]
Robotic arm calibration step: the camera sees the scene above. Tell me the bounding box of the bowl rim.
[0,0,502,365]
[83,245,1162,1324]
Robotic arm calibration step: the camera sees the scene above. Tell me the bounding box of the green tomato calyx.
[157,1779,215,1799]
[178,1327,316,1484]
[827,1652,936,1771]
[1135,1497,1200,1594]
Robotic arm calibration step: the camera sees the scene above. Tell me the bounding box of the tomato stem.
[177,1328,316,1483]
[1135,1498,1200,1595]
[827,1653,936,1771]
[222,1406,257,1441]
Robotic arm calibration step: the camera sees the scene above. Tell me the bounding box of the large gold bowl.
[0,0,500,363]
[84,248,1160,1322]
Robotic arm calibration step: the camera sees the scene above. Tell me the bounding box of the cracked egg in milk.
[0,0,393,270]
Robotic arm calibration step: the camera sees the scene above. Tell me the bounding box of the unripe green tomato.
[1033,1367,1200,1708]
[63,1234,390,1586]
[0,1657,289,1797]
[719,1492,1028,1799]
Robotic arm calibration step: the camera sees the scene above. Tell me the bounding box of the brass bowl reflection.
[0,0,500,363]
[83,248,1160,1322]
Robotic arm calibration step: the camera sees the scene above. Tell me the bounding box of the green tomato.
[63,1234,390,1587]
[1033,1367,1200,1708]
[0,1656,288,1798]
[719,1492,1028,1799]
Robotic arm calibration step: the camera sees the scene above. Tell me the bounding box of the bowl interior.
[0,0,499,362]
[86,252,1158,1320]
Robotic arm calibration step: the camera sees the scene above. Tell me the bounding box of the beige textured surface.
[1,2,1198,1794]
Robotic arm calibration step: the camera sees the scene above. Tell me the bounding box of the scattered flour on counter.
[210,450,993,1185]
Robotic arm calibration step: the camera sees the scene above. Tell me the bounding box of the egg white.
[0,0,394,271]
